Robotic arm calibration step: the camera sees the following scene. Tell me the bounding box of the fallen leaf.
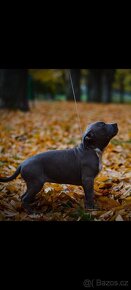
[115,214,124,221]
[0,102,130,221]
[97,197,120,210]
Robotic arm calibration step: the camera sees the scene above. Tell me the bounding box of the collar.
[94,148,103,171]
[94,148,102,158]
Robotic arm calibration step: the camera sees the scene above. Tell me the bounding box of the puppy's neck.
[80,143,104,152]
[94,148,103,172]
[94,147,102,156]
[78,144,103,172]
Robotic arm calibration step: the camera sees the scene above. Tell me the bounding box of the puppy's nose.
[112,123,118,133]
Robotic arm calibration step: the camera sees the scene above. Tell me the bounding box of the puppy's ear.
[85,131,94,141]
[83,131,94,148]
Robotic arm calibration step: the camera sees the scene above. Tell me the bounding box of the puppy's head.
[83,121,118,150]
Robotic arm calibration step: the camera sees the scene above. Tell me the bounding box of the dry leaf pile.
[0,101,131,221]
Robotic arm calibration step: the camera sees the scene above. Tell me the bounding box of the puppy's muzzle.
[111,123,118,136]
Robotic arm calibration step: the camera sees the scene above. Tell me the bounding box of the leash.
[68,71,103,169]
[68,70,83,137]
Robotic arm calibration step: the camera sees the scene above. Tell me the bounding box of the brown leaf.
[99,210,114,220]
[97,197,120,210]
[115,214,124,221]
[0,102,130,221]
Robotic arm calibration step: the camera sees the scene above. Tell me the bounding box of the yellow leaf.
[97,197,120,210]
[97,176,110,182]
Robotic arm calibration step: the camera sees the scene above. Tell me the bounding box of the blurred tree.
[101,69,116,103]
[0,69,29,111]
[32,79,56,100]
[30,69,65,99]
[27,74,35,101]
[88,70,102,102]
[113,69,131,102]
[119,74,125,103]
[88,69,116,103]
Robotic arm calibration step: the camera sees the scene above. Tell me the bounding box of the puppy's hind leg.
[21,180,44,214]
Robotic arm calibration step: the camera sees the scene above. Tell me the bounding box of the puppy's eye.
[87,132,92,137]
[85,131,94,140]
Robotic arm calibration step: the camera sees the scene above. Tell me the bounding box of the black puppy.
[0,122,118,213]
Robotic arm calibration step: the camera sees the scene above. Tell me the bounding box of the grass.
[111,139,131,145]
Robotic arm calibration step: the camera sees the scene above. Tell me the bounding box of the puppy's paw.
[84,201,99,211]
[84,201,94,210]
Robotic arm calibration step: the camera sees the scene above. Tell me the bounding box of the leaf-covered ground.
[0,101,131,221]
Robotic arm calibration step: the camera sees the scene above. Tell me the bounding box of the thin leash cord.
[68,70,83,137]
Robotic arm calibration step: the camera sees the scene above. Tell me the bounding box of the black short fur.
[0,122,118,213]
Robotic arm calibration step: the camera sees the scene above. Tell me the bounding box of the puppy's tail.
[0,165,21,182]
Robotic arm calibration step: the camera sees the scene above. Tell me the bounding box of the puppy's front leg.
[82,176,94,209]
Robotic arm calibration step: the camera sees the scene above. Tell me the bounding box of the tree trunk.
[88,70,102,102]
[119,77,124,103]
[0,69,29,111]
[66,69,81,101]
[101,70,115,103]
[88,69,115,103]
[101,73,111,103]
